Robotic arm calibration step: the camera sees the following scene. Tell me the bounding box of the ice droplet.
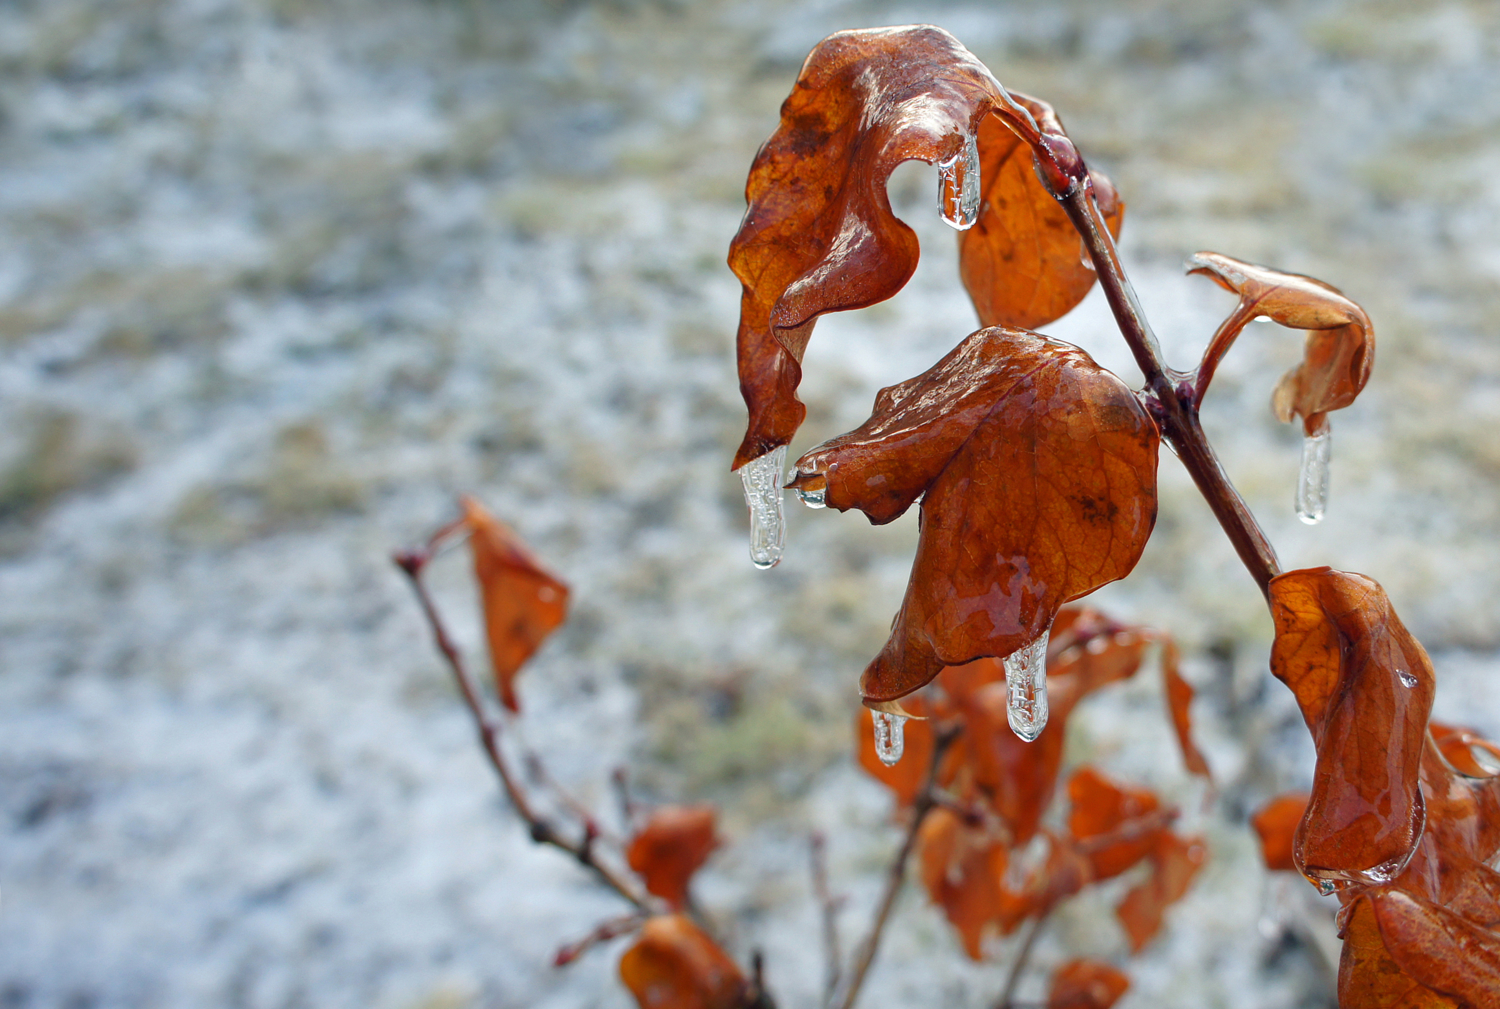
[871,709,907,766]
[796,486,826,509]
[1079,235,1095,272]
[740,445,787,569]
[1296,425,1331,525]
[1398,670,1418,688]
[1003,623,1052,742]
[937,131,981,231]
[1316,878,1338,896]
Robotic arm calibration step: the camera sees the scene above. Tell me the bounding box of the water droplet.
[740,445,787,569]
[1296,424,1331,525]
[871,709,907,766]
[797,486,826,509]
[937,131,981,231]
[1003,622,1052,742]
[1398,670,1418,688]
[1316,878,1338,896]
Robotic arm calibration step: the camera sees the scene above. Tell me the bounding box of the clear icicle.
[1296,424,1331,525]
[871,709,907,766]
[937,131,981,231]
[740,445,787,569]
[1003,623,1052,742]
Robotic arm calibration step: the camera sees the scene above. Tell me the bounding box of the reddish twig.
[553,912,647,966]
[393,546,648,909]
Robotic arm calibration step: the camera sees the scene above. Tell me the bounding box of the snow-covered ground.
[5,1,1500,1006]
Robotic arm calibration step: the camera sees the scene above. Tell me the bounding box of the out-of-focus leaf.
[1161,641,1211,779]
[916,806,1014,958]
[461,496,569,713]
[855,694,937,807]
[1372,889,1500,1008]
[619,914,747,1009]
[1250,793,1309,873]
[790,327,1157,705]
[1066,766,1163,882]
[1115,831,1205,953]
[1186,252,1373,436]
[1339,893,1461,1009]
[1047,959,1130,1009]
[626,806,720,910]
[960,680,1069,845]
[1046,609,1149,698]
[960,97,1123,331]
[1269,568,1435,891]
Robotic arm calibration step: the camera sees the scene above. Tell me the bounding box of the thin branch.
[811,831,844,1006]
[831,723,960,1009]
[1059,183,1282,600]
[993,908,1051,1009]
[1071,807,1179,856]
[394,547,649,909]
[553,912,647,966]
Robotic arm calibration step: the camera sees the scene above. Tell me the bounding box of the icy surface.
[4,2,1500,1008]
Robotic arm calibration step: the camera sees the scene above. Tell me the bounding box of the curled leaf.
[1269,568,1435,890]
[1431,722,1500,779]
[961,96,1123,331]
[1186,251,1373,435]
[1161,641,1211,779]
[791,327,1157,704]
[1115,831,1206,953]
[1048,959,1130,1009]
[619,914,747,1009]
[1250,793,1310,873]
[626,806,720,910]
[461,496,569,713]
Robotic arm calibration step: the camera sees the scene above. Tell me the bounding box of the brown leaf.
[960,680,1070,846]
[1186,252,1373,436]
[1431,722,1500,779]
[1066,766,1163,882]
[1338,893,1461,1009]
[1047,958,1130,1009]
[626,806,720,910]
[1269,568,1435,891]
[728,27,1094,467]
[1372,889,1500,1008]
[619,914,748,1009]
[1250,793,1310,873]
[790,327,1157,705]
[855,694,937,807]
[961,96,1123,331]
[1161,640,1211,778]
[916,806,1014,958]
[461,496,569,713]
[1115,831,1205,953]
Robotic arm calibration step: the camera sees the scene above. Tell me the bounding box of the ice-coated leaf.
[1047,959,1130,1009]
[960,96,1123,331]
[461,496,569,713]
[626,806,720,910]
[619,914,748,1009]
[1269,568,1434,890]
[1186,252,1373,436]
[1372,889,1500,1008]
[790,328,1157,705]
[1338,893,1461,1009]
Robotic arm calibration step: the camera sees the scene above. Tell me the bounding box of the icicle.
[1079,235,1095,272]
[740,445,787,569]
[937,131,981,231]
[1296,422,1331,525]
[1003,623,1052,742]
[871,709,907,766]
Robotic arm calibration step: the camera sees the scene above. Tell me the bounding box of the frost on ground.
[4,1,1500,1007]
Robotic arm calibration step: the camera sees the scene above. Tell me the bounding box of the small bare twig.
[394,546,648,909]
[993,908,1051,1009]
[553,912,647,966]
[831,722,961,1009]
[810,832,844,1006]
[612,766,638,830]
[524,749,614,844]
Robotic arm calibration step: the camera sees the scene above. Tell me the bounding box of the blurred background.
[4,0,1500,1006]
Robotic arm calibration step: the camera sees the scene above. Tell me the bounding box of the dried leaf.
[1115,831,1205,952]
[960,96,1123,331]
[1048,959,1130,1009]
[1269,568,1435,890]
[855,695,937,807]
[1338,893,1461,1009]
[619,914,748,1009]
[791,327,1157,704]
[1186,252,1373,436]
[1161,641,1211,778]
[626,806,720,910]
[1372,889,1500,1008]
[461,496,569,712]
[1066,766,1162,881]
[1250,793,1310,873]
[961,680,1070,846]
[916,806,1013,958]
[1431,722,1500,779]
